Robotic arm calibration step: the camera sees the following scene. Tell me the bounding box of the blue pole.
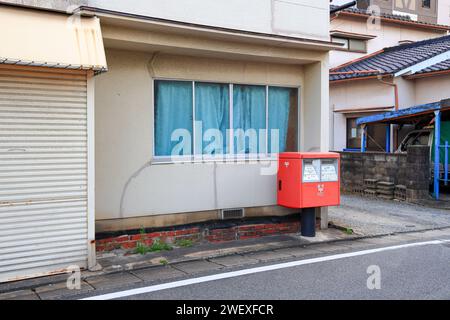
[361,125,366,152]
[434,111,441,200]
[385,124,391,153]
[445,141,448,186]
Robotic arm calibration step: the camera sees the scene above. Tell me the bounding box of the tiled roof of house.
[330,4,450,30]
[413,58,450,74]
[330,34,450,81]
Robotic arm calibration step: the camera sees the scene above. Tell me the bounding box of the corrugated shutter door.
[0,67,88,282]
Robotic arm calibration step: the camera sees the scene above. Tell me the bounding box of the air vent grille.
[221,208,245,220]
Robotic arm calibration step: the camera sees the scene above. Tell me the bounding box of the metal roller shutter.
[0,67,89,282]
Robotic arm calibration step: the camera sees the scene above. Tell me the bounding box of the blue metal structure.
[356,99,450,200]
[360,125,366,152]
[434,110,441,200]
[440,141,449,186]
[356,102,442,126]
[385,125,391,153]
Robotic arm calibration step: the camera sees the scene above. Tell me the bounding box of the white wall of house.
[414,73,450,104]
[95,47,328,222]
[330,16,447,68]
[438,0,450,26]
[330,78,396,150]
[331,79,396,110]
[88,0,330,42]
[395,76,416,109]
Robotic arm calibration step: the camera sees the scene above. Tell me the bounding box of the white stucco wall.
[438,0,450,26]
[95,48,329,220]
[330,16,447,68]
[331,79,396,111]
[414,74,450,104]
[88,0,330,41]
[330,79,396,150]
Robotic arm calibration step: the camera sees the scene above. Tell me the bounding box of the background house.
[330,34,450,151]
[330,0,450,151]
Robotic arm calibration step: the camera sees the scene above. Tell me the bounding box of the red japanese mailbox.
[277,152,341,208]
[277,152,340,237]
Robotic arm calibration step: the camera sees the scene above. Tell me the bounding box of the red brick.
[130,234,145,241]
[121,241,137,249]
[115,235,130,243]
[145,232,162,239]
[96,237,115,245]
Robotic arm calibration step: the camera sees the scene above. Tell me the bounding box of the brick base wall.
[96,216,320,252]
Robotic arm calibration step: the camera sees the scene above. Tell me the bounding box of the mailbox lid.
[279,152,340,159]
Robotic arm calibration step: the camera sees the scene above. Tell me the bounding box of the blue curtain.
[268,87,292,153]
[154,81,193,156]
[233,85,266,154]
[195,83,229,155]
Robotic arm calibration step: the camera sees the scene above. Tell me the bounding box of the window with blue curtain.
[268,87,293,153]
[154,80,193,156]
[154,80,298,159]
[233,85,266,154]
[195,82,229,155]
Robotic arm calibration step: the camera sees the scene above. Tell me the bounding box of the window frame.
[332,36,367,53]
[152,78,301,163]
[421,0,431,9]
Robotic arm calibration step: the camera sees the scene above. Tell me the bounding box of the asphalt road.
[80,238,450,300]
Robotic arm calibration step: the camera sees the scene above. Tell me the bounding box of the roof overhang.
[330,30,377,40]
[335,106,394,114]
[0,5,107,73]
[404,69,450,79]
[78,6,343,53]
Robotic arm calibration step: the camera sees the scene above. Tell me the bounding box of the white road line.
[81,239,450,300]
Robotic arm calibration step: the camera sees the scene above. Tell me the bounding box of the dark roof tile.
[330,34,450,81]
[414,59,450,74]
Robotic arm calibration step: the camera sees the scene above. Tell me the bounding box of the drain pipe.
[377,75,399,111]
[377,75,399,152]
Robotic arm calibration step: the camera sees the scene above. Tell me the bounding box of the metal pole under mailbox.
[301,208,316,237]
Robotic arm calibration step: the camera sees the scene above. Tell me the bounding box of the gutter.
[404,69,450,79]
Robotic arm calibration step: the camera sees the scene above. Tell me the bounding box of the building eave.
[79,6,343,52]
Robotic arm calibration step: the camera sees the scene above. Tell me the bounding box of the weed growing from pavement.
[134,226,173,255]
[175,239,194,247]
[159,259,168,265]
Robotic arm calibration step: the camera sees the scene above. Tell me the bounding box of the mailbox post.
[277,152,340,237]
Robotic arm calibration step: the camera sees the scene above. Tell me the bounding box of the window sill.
[151,154,279,165]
